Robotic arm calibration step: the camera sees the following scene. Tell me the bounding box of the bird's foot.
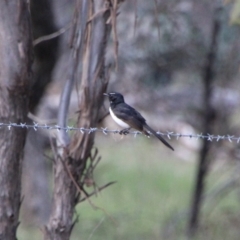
[119,128,130,135]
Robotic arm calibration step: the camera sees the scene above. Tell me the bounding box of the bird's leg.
[119,128,131,135]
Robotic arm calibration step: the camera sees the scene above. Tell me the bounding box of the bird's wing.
[113,103,146,131]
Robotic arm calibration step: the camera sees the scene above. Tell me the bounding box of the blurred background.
[19,0,240,239]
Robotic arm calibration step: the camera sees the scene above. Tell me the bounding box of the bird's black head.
[104,92,125,105]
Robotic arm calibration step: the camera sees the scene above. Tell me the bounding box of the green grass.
[18,135,240,240]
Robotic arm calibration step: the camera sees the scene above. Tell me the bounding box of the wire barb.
[0,122,239,143]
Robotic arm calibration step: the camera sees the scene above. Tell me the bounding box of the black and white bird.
[104,92,174,151]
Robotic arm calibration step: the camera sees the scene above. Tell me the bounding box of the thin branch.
[60,157,117,225]
[187,6,222,236]
[33,23,71,46]
[79,181,117,202]
[87,7,109,23]
[87,217,105,240]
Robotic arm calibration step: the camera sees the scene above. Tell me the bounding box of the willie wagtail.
[104,92,174,151]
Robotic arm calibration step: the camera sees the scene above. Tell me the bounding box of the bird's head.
[103,92,125,104]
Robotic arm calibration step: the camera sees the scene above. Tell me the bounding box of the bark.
[0,1,32,239]
[44,0,113,239]
[187,7,221,237]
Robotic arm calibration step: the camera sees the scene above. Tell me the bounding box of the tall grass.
[18,135,240,240]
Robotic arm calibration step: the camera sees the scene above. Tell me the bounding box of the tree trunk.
[0,1,32,239]
[187,7,221,237]
[44,0,113,239]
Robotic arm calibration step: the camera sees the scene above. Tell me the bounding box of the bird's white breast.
[109,107,130,128]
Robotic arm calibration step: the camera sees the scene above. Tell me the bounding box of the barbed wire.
[0,122,239,143]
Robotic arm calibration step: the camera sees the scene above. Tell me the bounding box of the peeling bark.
[44,0,114,239]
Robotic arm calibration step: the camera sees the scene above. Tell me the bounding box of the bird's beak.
[103,93,109,96]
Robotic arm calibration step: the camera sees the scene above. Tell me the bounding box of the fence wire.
[0,122,239,143]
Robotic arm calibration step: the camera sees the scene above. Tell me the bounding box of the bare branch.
[33,23,71,46]
[79,181,117,203]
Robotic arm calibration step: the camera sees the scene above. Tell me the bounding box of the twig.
[60,157,117,225]
[87,217,105,240]
[33,23,71,46]
[79,181,116,202]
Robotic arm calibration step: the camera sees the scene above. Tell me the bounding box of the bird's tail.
[143,124,174,151]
